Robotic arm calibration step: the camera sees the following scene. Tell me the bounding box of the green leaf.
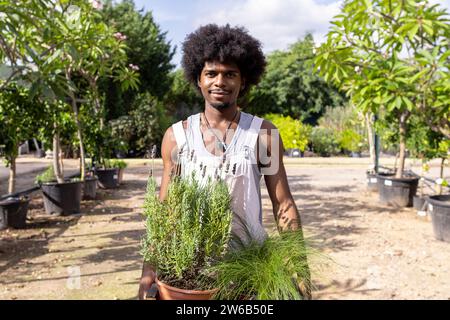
[402,96,414,111]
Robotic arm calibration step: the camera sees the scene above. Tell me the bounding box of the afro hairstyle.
[181,24,266,97]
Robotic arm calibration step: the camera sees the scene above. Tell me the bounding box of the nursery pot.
[376,174,419,207]
[0,197,30,229]
[427,195,450,243]
[83,176,98,200]
[413,195,427,211]
[96,168,119,189]
[0,202,8,230]
[41,180,82,216]
[366,171,378,192]
[155,277,217,300]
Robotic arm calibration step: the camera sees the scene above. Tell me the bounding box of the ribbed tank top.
[171,111,267,247]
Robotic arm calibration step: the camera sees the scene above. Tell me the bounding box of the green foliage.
[164,69,203,122]
[141,174,233,290]
[205,231,318,300]
[339,129,364,153]
[35,166,56,184]
[0,84,44,166]
[37,101,78,151]
[106,159,127,169]
[263,114,311,151]
[407,115,448,160]
[318,104,368,153]
[129,93,172,152]
[99,0,175,120]
[246,34,346,124]
[309,127,341,156]
[108,93,172,155]
[316,0,450,174]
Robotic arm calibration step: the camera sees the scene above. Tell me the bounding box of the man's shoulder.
[171,113,200,130]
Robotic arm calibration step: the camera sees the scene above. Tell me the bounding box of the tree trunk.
[58,137,64,176]
[8,156,16,194]
[420,159,425,197]
[396,112,409,179]
[33,138,40,153]
[438,158,445,195]
[365,113,376,172]
[53,128,64,183]
[70,96,86,180]
[67,70,86,180]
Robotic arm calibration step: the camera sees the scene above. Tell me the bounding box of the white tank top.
[171,111,267,246]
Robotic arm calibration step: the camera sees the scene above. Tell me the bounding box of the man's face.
[198,60,244,110]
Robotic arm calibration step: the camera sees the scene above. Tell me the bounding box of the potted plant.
[94,159,120,189]
[82,170,98,200]
[0,196,30,229]
[141,173,234,300]
[426,141,450,242]
[203,228,317,300]
[0,84,43,228]
[36,165,82,216]
[110,159,127,185]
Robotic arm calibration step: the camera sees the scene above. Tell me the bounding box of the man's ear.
[197,76,201,87]
[241,78,246,91]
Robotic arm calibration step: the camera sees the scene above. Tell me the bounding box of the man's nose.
[214,73,226,87]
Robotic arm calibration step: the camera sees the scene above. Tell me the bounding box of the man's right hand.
[138,264,156,300]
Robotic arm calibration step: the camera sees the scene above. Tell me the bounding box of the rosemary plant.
[141,172,234,290]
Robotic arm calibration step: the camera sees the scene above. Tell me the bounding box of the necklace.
[202,110,239,152]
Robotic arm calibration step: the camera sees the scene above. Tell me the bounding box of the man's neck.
[203,104,239,126]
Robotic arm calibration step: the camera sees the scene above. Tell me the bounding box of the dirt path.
[1,159,449,300]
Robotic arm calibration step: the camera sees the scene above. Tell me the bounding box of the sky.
[130,0,450,68]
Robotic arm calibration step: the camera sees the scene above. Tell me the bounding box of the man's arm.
[259,120,312,299]
[138,126,178,299]
[259,120,302,231]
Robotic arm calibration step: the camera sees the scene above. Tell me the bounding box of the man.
[138,24,311,299]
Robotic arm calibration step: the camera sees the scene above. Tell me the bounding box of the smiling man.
[138,24,311,300]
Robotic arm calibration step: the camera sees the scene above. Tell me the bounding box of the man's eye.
[227,73,237,78]
[205,72,215,77]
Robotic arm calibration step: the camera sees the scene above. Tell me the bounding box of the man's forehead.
[203,60,240,71]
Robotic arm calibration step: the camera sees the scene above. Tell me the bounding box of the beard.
[210,101,231,110]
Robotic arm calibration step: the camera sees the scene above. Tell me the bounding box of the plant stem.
[396,112,409,179]
[8,155,16,194]
[53,126,64,183]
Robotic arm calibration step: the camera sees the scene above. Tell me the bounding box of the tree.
[246,34,345,124]
[100,0,175,119]
[315,0,450,178]
[0,85,44,193]
[2,0,138,181]
[263,114,311,152]
[164,69,203,122]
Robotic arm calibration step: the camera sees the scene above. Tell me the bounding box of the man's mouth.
[209,90,230,95]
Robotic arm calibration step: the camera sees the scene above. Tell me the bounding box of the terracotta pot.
[155,277,217,300]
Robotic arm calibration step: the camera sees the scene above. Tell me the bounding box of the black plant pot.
[377,174,419,207]
[41,180,82,215]
[0,197,30,229]
[366,172,378,192]
[413,195,427,211]
[0,203,8,230]
[83,177,98,200]
[96,168,119,189]
[427,195,450,243]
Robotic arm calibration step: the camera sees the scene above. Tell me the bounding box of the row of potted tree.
[0,0,136,228]
[315,0,450,242]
